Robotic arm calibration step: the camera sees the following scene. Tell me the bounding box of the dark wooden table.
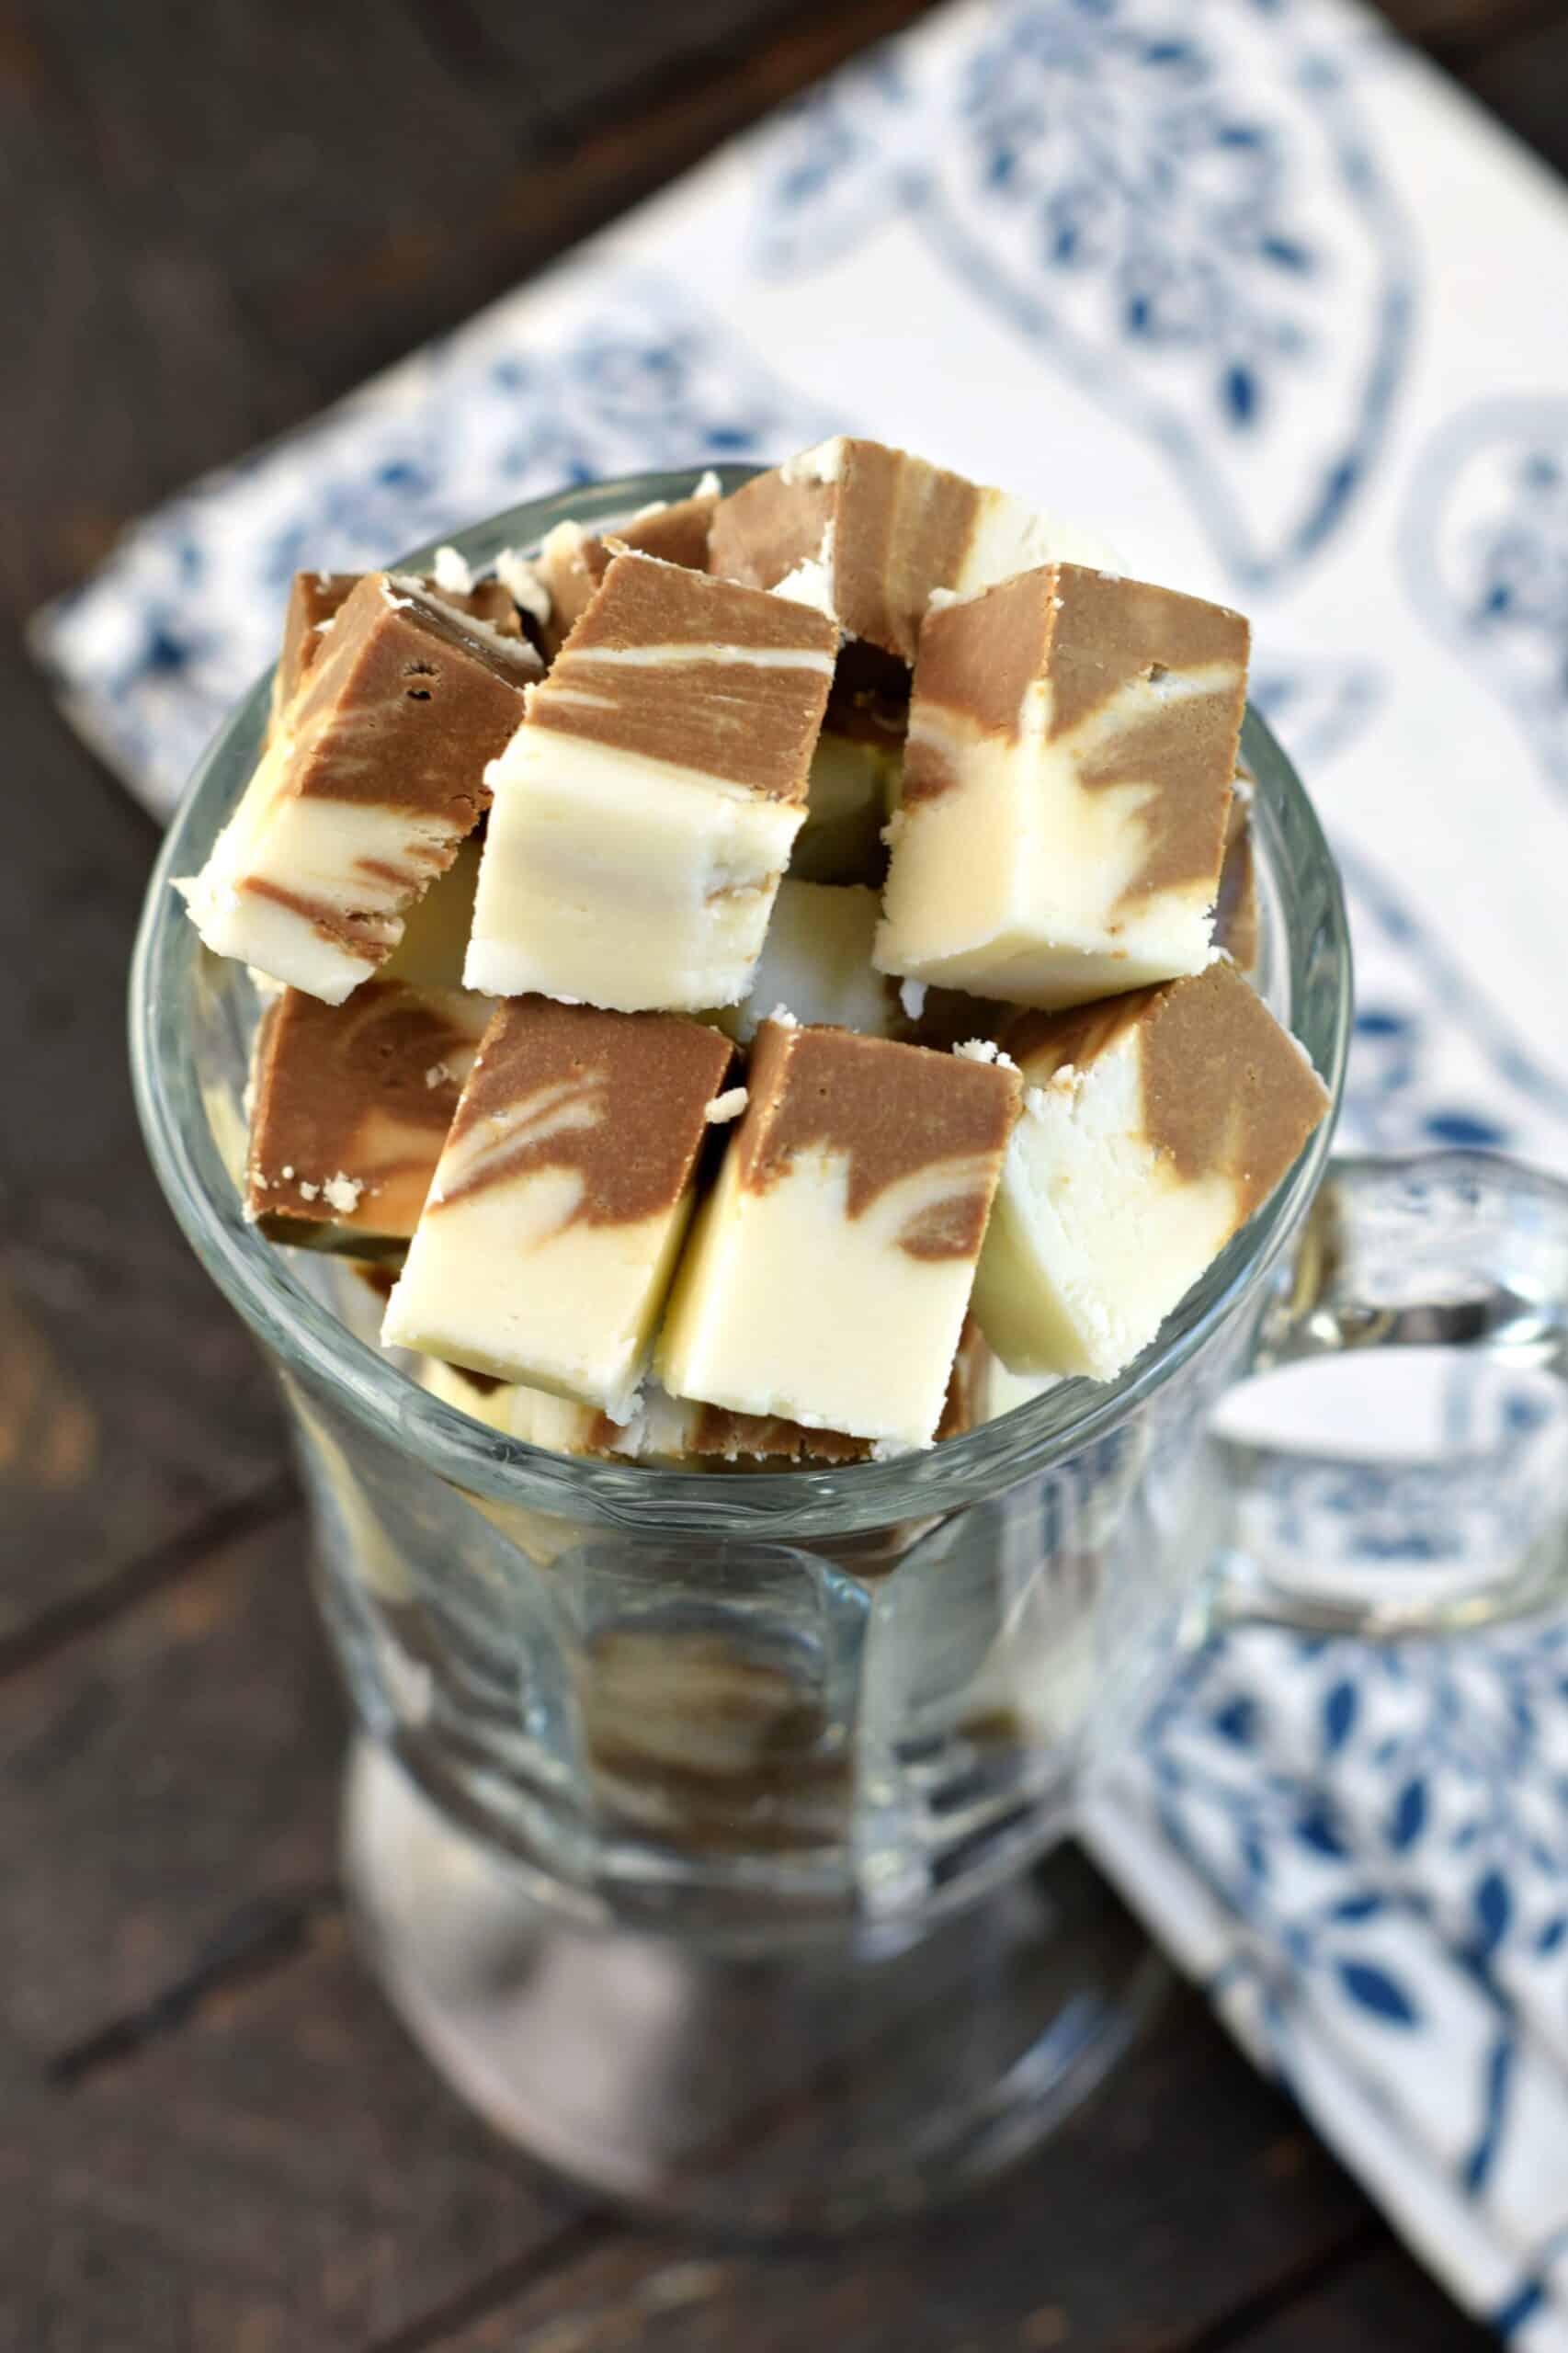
[5,4,1566,2344]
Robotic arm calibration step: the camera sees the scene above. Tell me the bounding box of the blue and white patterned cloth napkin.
[32,1,1568,2333]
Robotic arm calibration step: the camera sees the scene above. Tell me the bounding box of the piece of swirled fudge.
[657,1022,1019,1449]
[179,574,539,1003]
[245,979,492,1245]
[382,996,735,1417]
[875,563,1247,1009]
[971,961,1329,1381]
[526,473,721,658]
[466,552,835,1010]
[710,438,1112,664]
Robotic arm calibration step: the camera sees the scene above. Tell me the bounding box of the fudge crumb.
[425,1062,451,1090]
[704,1086,749,1125]
[323,1173,364,1215]
[954,1037,1016,1066]
[298,1179,320,1200]
[432,544,474,596]
[781,439,844,486]
[766,1004,800,1029]
[280,1164,295,1180]
[769,517,837,621]
[899,978,928,1022]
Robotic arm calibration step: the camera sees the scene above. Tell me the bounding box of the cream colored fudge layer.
[710,438,1113,663]
[466,553,835,1010]
[718,881,897,1044]
[383,997,734,1417]
[971,963,1329,1381]
[658,1023,1019,1449]
[179,575,536,1003]
[875,564,1247,1009]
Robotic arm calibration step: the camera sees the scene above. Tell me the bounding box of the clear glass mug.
[131,472,1568,2234]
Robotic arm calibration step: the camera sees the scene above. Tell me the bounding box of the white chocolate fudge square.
[710,438,1113,663]
[384,997,734,1417]
[718,881,898,1044]
[465,553,835,1011]
[874,564,1248,1010]
[658,1023,1019,1449]
[971,963,1329,1381]
[178,574,537,1003]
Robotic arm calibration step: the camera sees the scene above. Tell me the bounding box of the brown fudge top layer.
[1213,788,1259,970]
[537,490,719,654]
[1006,962,1329,1221]
[285,573,534,812]
[736,1022,1019,1260]
[710,439,1028,665]
[432,995,734,1225]
[276,569,523,712]
[906,562,1246,903]
[528,552,835,802]
[245,980,485,1239]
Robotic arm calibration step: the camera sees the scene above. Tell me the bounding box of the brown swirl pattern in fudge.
[246,979,490,1238]
[711,438,1035,665]
[736,1022,1019,1261]
[273,569,525,722]
[533,487,720,657]
[431,995,734,1225]
[526,551,836,801]
[905,562,1245,907]
[1006,961,1328,1221]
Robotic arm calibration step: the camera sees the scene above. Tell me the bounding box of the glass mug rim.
[129,465,1353,1539]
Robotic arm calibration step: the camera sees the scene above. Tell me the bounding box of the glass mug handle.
[1205,1151,1568,1637]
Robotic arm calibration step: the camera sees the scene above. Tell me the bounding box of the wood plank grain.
[427,1986,1370,2353]
[0,0,934,620]
[0,653,286,1649]
[1231,2242,1494,2350]
[1,1506,336,2063]
[0,1920,591,2353]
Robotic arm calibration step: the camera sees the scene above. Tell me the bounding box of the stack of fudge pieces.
[180,438,1328,1464]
